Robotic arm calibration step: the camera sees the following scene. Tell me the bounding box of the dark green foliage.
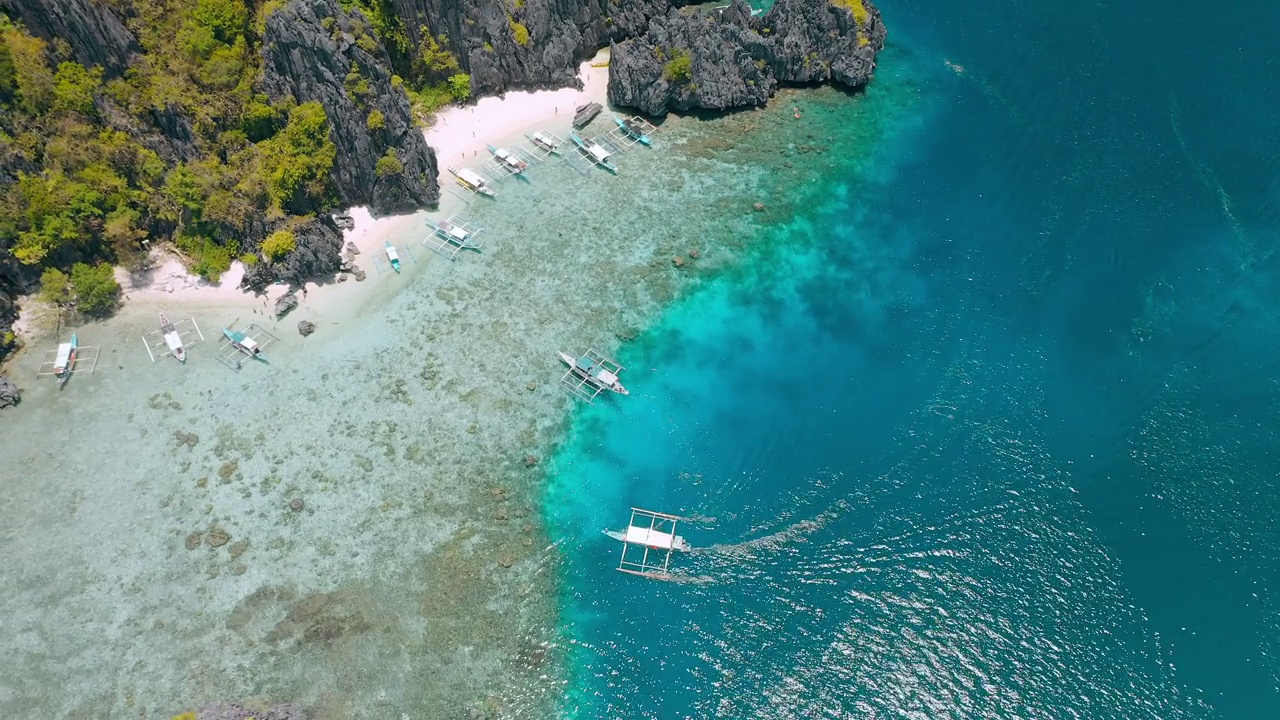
[447,73,471,102]
[38,267,70,306]
[261,229,295,260]
[258,101,336,211]
[375,149,402,176]
[663,49,692,83]
[193,0,249,44]
[52,62,102,115]
[69,261,120,316]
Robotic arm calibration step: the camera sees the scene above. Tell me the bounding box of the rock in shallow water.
[274,292,299,320]
[297,320,316,336]
[573,102,603,128]
[0,377,19,409]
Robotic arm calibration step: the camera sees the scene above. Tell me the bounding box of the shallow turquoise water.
[544,0,1280,716]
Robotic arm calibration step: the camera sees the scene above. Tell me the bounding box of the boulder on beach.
[0,377,19,409]
[274,292,299,319]
[297,320,316,337]
[573,102,603,128]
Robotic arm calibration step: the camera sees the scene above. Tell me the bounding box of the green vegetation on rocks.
[261,229,296,261]
[0,3,341,313]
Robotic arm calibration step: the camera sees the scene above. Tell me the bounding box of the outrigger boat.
[568,132,618,174]
[54,334,78,387]
[160,313,186,363]
[558,351,628,395]
[447,166,496,197]
[223,328,266,363]
[486,144,529,174]
[385,241,401,273]
[607,508,692,578]
[614,115,653,146]
[526,131,561,155]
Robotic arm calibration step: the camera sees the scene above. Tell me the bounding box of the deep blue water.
[544,0,1280,716]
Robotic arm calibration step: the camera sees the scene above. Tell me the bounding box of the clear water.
[545,0,1280,716]
[3,0,1279,716]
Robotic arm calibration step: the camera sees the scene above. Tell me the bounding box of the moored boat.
[447,166,496,197]
[223,327,266,362]
[604,527,692,552]
[568,132,618,174]
[526,131,561,154]
[385,241,401,273]
[558,350,628,395]
[160,313,186,363]
[54,334,78,387]
[614,115,652,146]
[487,144,529,174]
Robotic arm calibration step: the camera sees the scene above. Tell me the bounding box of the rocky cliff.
[262,0,440,214]
[0,0,138,77]
[385,0,672,94]
[608,0,885,115]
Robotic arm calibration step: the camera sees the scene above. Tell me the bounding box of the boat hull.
[604,529,691,552]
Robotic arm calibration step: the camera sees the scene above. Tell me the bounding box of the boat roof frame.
[423,214,485,260]
[616,507,686,579]
[37,339,101,379]
[141,315,206,363]
[373,242,416,275]
[606,115,660,149]
[215,322,280,372]
[560,347,625,403]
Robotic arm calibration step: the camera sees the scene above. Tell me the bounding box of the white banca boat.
[487,144,529,174]
[526,131,561,154]
[568,132,618,174]
[607,508,692,578]
[604,525,692,553]
[448,166,496,197]
[160,313,186,363]
[558,351,628,395]
[54,333,78,387]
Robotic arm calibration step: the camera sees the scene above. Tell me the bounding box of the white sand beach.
[423,49,610,169]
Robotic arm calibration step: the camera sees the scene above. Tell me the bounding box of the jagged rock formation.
[262,0,440,214]
[387,0,672,95]
[240,216,346,293]
[0,0,138,77]
[608,0,885,115]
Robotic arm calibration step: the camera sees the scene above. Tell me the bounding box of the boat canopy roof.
[595,369,619,385]
[441,222,468,240]
[239,336,259,351]
[386,245,400,260]
[624,525,678,549]
[457,168,487,186]
[54,343,72,366]
[164,331,183,352]
[588,144,611,161]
